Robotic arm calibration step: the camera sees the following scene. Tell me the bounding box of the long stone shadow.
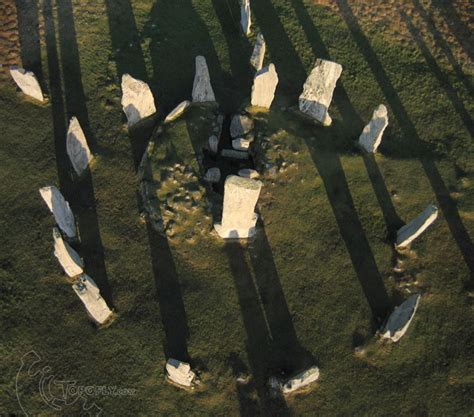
[43,0,113,305]
[411,0,473,97]
[253,0,392,321]
[335,0,474,275]
[104,0,190,359]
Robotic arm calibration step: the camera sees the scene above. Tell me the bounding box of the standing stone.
[281,366,320,394]
[232,138,251,151]
[240,0,251,36]
[67,117,93,176]
[72,274,113,325]
[251,63,279,109]
[359,105,389,153]
[53,227,83,277]
[250,33,266,71]
[230,114,254,138]
[204,167,221,183]
[166,359,197,388]
[39,186,76,238]
[214,175,262,238]
[165,100,191,123]
[238,168,259,179]
[396,205,438,248]
[9,66,44,102]
[208,135,219,153]
[299,59,342,126]
[121,73,156,126]
[192,56,216,103]
[381,294,420,342]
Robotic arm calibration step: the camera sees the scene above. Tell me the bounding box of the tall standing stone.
[9,66,44,102]
[39,186,76,238]
[192,56,216,103]
[358,105,389,153]
[121,74,156,126]
[214,175,262,238]
[67,117,93,176]
[299,59,342,126]
[240,0,251,36]
[396,205,438,248]
[53,227,83,277]
[250,33,266,71]
[251,63,279,109]
[381,294,420,342]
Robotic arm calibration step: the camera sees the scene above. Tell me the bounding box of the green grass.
[1,0,473,416]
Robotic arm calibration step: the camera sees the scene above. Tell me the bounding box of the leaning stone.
[9,66,44,102]
[204,167,221,183]
[165,100,191,123]
[214,175,262,239]
[359,104,388,153]
[39,186,76,238]
[381,294,421,342]
[299,58,342,126]
[238,168,259,179]
[53,227,83,277]
[67,116,93,176]
[121,74,156,126]
[232,138,251,151]
[251,63,279,109]
[281,366,320,394]
[396,205,438,248]
[72,274,113,325]
[240,0,251,36]
[192,56,216,103]
[250,33,266,71]
[208,135,219,153]
[221,149,249,160]
[166,359,197,388]
[230,114,254,138]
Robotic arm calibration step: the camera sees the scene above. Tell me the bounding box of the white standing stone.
[208,135,219,153]
[281,366,320,394]
[240,0,251,36]
[192,56,216,103]
[359,105,388,153]
[39,186,76,238]
[381,294,421,342]
[67,117,93,176]
[250,33,266,71]
[53,227,83,277]
[121,73,156,126]
[9,66,44,102]
[166,359,197,387]
[299,59,342,126]
[214,175,262,238]
[165,100,191,123]
[204,167,221,183]
[251,63,279,109]
[396,205,438,248]
[238,168,259,179]
[232,138,251,151]
[230,114,254,138]
[72,274,113,325]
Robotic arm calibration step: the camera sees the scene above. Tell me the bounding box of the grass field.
[1,0,473,416]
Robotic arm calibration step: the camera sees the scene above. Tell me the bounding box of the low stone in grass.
[164,100,190,123]
[396,205,438,248]
[238,168,260,179]
[166,359,197,388]
[232,138,251,151]
[230,114,254,138]
[204,167,221,183]
[381,294,421,342]
[10,66,44,102]
[221,149,249,160]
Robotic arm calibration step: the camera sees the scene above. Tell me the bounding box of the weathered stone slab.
[381,294,420,342]
[72,274,113,325]
[166,359,197,388]
[230,114,254,138]
[192,56,215,103]
[238,168,259,179]
[208,135,219,153]
[251,63,278,109]
[250,33,266,71]
[396,205,438,248]
[204,167,221,183]
[214,175,262,238]
[39,186,76,238]
[53,227,83,277]
[165,100,190,123]
[67,116,93,176]
[232,138,251,151]
[121,73,156,126]
[299,59,342,126]
[10,66,44,102]
[281,366,320,394]
[359,104,388,152]
[221,149,249,160]
[240,0,251,36]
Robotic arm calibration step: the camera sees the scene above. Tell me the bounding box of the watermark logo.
[16,350,136,416]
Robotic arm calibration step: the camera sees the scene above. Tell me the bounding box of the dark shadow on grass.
[335,0,474,275]
[43,0,113,306]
